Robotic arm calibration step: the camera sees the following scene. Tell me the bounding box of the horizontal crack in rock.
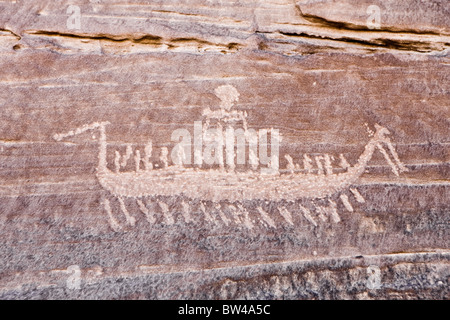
[295,4,447,36]
[0,28,21,40]
[20,30,242,55]
[25,30,163,45]
[277,31,446,53]
[20,28,447,55]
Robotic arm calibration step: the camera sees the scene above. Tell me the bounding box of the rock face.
[0,0,448,299]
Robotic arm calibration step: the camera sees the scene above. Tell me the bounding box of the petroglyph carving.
[137,199,155,224]
[257,206,276,228]
[299,205,317,227]
[350,188,366,203]
[181,201,193,224]
[53,86,408,231]
[278,207,294,226]
[158,201,174,225]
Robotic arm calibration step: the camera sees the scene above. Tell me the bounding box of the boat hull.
[97,167,361,202]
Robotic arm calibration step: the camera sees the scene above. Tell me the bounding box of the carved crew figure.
[202,85,248,132]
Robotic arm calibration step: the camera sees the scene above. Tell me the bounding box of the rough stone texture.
[0,0,449,299]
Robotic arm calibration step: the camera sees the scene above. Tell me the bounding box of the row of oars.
[285,153,351,174]
[102,188,366,232]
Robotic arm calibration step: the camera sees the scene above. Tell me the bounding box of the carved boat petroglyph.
[54,86,408,231]
[95,124,404,202]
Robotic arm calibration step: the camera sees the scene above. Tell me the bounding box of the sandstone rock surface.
[0,0,448,299]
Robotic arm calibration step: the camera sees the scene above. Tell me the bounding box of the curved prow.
[53,121,111,173]
[373,124,408,176]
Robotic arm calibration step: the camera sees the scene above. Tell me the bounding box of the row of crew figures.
[111,141,353,176]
